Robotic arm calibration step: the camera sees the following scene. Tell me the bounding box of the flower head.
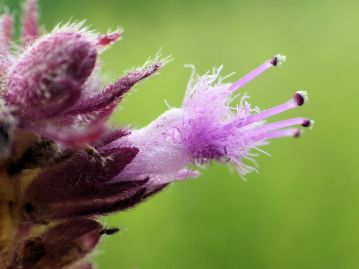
[104,55,312,181]
[0,1,312,268]
[0,1,164,268]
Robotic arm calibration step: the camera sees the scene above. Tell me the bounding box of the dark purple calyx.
[11,218,103,269]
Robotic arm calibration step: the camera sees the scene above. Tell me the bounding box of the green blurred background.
[3,0,359,268]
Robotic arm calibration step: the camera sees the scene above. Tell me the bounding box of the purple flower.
[0,1,312,268]
[103,55,312,182]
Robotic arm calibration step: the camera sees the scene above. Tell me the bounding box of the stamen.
[231,91,306,128]
[265,128,301,139]
[227,54,286,93]
[246,117,310,137]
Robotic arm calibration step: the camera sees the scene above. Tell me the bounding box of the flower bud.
[4,31,97,122]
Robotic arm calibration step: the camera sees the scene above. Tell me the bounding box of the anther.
[301,119,312,128]
[293,91,308,106]
[294,129,302,138]
[271,54,286,67]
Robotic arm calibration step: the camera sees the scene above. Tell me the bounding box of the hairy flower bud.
[4,31,97,122]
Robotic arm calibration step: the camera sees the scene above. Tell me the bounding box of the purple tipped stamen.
[230,93,301,128]
[227,54,286,93]
[246,117,309,138]
[265,128,301,139]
